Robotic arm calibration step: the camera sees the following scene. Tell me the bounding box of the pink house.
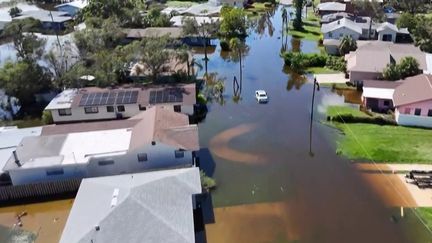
[393,74,432,128]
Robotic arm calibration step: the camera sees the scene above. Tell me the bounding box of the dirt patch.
[209,124,267,164]
[206,202,299,243]
[0,199,73,243]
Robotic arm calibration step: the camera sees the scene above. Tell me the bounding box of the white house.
[55,0,88,17]
[45,84,196,123]
[3,107,199,186]
[60,167,201,243]
[361,80,402,113]
[321,18,362,40]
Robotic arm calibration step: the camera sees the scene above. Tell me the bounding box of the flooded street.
[197,6,432,243]
[0,4,430,243]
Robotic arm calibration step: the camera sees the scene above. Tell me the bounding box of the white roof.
[183,3,222,16]
[317,2,346,11]
[60,167,201,243]
[0,126,42,172]
[362,87,395,100]
[45,89,78,110]
[55,0,88,9]
[170,16,220,27]
[321,18,362,34]
[256,90,267,94]
[59,128,131,165]
[376,22,399,33]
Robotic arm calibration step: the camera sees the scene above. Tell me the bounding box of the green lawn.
[288,21,322,41]
[165,1,198,8]
[320,83,357,90]
[333,123,432,163]
[327,105,369,118]
[244,2,274,15]
[0,118,44,128]
[417,208,432,230]
[306,67,339,74]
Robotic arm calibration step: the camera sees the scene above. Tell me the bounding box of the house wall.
[349,71,381,83]
[324,27,361,40]
[9,163,87,186]
[364,97,394,112]
[395,100,432,128]
[8,143,195,186]
[396,100,432,117]
[51,103,194,123]
[378,29,396,42]
[324,44,339,55]
[51,103,140,123]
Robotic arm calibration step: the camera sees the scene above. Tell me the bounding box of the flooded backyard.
[0,4,430,243]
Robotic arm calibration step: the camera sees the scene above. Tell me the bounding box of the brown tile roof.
[70,84,196,109]
[363,80,402,89]
[129,107,199,151]
[41,119,139,136]
[393,74,432,106]
[346,42,427,73]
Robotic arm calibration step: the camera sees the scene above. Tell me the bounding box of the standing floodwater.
[197,6,431,243]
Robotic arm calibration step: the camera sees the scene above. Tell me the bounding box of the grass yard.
[320,83,357,90]
[326,105,368,118]
[306,67,339,74]
[0,118,44,128]
[288,21,322,41]
[417,208,432,230]
[244,2,274,16]
[165,1,198,8]
[333,122,432,163]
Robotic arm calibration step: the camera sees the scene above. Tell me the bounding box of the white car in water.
[255,90,268,103]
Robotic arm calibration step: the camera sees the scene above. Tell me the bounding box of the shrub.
[220,40,230,51]
[41,110,53,125]
[328,114,396,125]
[264,2,273,8]
[200,170,216,192]
[326,56,346,72]
[197,93,207,105]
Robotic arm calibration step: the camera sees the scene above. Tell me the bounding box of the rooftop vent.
[95,225,100,231]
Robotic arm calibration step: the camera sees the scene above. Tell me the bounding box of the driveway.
[315,73,348,84]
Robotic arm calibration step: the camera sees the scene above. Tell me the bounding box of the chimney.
[13,151,21,167]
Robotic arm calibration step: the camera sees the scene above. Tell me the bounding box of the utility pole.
[309,76,320,156]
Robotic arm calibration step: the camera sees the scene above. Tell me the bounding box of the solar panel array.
[79,91,138,107]
[149,89,183,104]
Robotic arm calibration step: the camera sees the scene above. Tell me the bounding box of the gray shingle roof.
[60,167,201,243]
[321,18,362,34]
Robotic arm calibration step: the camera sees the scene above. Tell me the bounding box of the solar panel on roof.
[148,89,183,104]
[78,90,140,107]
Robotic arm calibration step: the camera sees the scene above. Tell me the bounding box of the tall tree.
[293,0,304,30]
[0,62,51,106]
[412,16,432,53]
[140,37,171,82]
[398,0,426,14]
[229,38,247,93]
[182,17,219,74]
[220,7,247,38]
[339,36,357,55]
[3,18,45,62]
[352,0,384,39]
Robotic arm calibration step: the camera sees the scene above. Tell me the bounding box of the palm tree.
[229,38,244,92]
[338,36,357,55]
[175,48,191,78]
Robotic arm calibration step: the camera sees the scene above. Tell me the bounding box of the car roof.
[256,90,266,94]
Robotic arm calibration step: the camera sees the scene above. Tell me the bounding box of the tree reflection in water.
[251,7,276,38]
[283,66,308,91]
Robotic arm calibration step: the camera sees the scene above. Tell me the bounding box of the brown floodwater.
[0,199,73,243]
[196,6,432,243]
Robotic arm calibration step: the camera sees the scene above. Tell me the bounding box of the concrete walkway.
[314,73,348,84]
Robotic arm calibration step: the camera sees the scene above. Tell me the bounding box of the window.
[84,107,98,114]
[404,108,411,114]
[58,109,72,116]
[117,105,125,112]
[414,108,422,116]
[328,32,333,38]
[383,100,390,107]
[174,105,181,113]
[46,168,64,176]
[137,153,148,162]
[428,110,432,117]
[139,105,146,111]
[107,106,114,113]
[98,160,114,166]
[175,150,185,158]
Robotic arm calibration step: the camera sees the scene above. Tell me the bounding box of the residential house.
[44,84,196,123]
[3,106,199,186]
[60,167,201,243]
[13,10,73,30]
[123,27,212,46]
[170,16,220,27]
[209,0,246,7]
[394,74,432,128]
[317,2,346,16]
[320,12,351,24]
[345,41,427,83]
[321,18,362,40]
[163,3,223,17]
[55,0,88,17]
[361,80,402,112]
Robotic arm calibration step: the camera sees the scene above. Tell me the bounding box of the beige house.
[45,84,196,123]
[4,107,199,186]
[345,41,427,83]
